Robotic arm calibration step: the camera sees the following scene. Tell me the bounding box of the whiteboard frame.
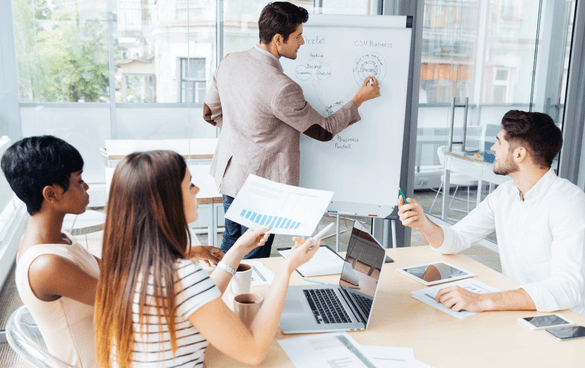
[285,14,414,219]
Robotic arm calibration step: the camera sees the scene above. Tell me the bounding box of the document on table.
[411,278,500,319]
[278,332,381,368]
[240,260,274,286]
[224,175,334,236]
[278,245,344,277]
[361,346,434,368]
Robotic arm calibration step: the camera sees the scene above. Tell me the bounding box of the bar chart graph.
[240,209,301,229]
[224,175,334,236]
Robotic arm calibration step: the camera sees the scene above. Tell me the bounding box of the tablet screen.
[402,263,468,283]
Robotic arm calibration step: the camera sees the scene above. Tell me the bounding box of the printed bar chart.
[239,208,302,229]
[224,175,334,236]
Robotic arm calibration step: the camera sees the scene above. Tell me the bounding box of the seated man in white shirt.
[398,110,585,316]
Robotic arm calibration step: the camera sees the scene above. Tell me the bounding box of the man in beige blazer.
[204,1,381,258]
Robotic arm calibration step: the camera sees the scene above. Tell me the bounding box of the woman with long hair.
[95,150,319,367]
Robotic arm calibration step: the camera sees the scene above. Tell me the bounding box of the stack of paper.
[278,332,435,368]
[410,278,500,319]
[240,260,275,286]
[278,245,344,277]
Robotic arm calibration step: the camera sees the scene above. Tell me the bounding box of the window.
[180,58,207,104]
[492,68,510,103]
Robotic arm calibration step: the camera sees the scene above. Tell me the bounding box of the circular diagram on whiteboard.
[353,52,387,84]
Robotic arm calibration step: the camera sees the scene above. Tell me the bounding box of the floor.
[0,186,501,366]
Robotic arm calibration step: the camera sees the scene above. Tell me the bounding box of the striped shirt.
[116,259,221,368]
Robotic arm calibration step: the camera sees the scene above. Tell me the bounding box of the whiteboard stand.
[372,215,398,249]
[336,213,340,252]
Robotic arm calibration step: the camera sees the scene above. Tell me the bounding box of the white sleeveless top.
[15,233,100,368]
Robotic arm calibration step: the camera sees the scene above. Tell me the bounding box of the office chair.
[6,306,79,368]
[429,146,478,215]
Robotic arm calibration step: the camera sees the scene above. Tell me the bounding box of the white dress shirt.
[436,169,585,316]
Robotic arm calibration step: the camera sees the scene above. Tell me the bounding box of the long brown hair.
[95,150,191,368]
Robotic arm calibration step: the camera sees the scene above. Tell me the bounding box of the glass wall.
[414,0,576,224]
[8,0,378,187]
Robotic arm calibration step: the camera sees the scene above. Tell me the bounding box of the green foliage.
[12,0,109,102]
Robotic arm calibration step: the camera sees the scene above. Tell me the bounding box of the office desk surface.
[204,246,584,368]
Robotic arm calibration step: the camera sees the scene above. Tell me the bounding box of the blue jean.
[221,195,275,259]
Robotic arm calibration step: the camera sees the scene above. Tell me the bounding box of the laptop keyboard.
[303,289,351,324]
[351,293,373,317]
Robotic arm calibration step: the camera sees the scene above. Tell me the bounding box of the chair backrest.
[437,145,447,167]
[6,306,78,368]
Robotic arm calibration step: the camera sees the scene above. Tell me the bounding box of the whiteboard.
[281,14,412,218]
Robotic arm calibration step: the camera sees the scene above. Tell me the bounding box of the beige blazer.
[204,47,361,198]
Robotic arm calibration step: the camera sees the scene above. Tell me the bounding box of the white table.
[189,165,223,247]
[62,210,106,248]
[442,150,511,220]
[104,138,218,166]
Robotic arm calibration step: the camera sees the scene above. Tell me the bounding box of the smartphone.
[545,326,585,341]
[517,314,575,330]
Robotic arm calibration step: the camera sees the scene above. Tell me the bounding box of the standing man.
[204,1,381,258]
[398,110,585,316]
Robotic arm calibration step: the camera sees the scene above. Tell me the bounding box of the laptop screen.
[339,222,385,323]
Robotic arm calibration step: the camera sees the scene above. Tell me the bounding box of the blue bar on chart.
[239,209,302,231]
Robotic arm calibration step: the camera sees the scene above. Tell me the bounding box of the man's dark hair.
[501,110,562,169]
[258,2,309,44]
[1,135,84,215]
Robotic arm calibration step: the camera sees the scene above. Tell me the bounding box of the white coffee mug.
[231,263,252,295]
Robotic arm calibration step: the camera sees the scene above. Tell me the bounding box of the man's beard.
[493,154,519,176]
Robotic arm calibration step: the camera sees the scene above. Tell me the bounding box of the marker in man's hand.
[398,186,408,204]
[367,78,374,87]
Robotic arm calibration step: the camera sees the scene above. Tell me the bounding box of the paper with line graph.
[278,332,381,368]
[411,279,500,319]
[224,174,333,236]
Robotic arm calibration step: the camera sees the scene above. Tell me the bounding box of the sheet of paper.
[278,332,381,368]
[360,346,415,368]
[240,260,275,286]
[361,346,434,368]
[278,245,344,276]
[224,175,334,236]
[411,278,500,319]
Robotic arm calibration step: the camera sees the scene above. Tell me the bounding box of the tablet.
[518,314,575,330]
[396,261,474,286]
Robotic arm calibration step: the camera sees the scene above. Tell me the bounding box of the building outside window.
[180,58,206,104]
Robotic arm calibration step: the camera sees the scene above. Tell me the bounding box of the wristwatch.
[217,261,236,276]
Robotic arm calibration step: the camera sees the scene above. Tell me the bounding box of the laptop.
[279,221,386,334]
